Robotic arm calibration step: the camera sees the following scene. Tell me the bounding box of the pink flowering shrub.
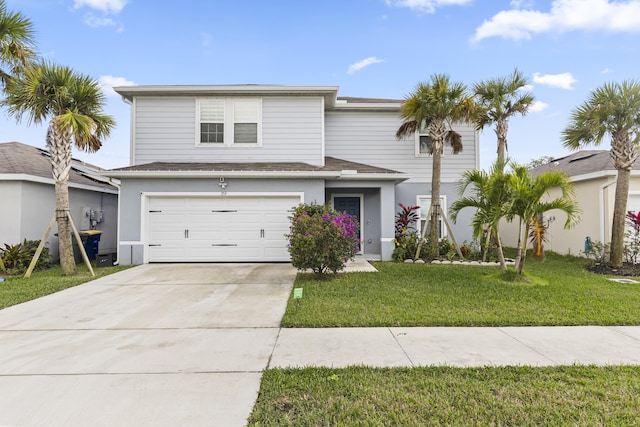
[287,203,360,275]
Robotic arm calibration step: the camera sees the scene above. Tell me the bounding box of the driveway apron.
[0,263,296,427]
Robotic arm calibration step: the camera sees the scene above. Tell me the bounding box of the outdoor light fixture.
[219,177,228,194]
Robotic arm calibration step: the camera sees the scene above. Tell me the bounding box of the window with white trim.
[415,130,432,157]
[197,98,262,146]
[417,195,447,238]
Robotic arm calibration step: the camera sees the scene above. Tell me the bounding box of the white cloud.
[386,0,472,13]
[601,67,614,74]
[84,14,116,28]
[99,75,135,97]
[73,0,127,14]
[472,0,640,42]
[510,0,534,7]
[347,57,384,75]
[520,84,535,91]
[529,100,549,112]
[532,72,577,90]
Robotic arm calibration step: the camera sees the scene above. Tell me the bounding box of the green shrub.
[287,204,360,275]
[0,239,50,274]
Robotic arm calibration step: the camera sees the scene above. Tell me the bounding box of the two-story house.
[105,85,478,265]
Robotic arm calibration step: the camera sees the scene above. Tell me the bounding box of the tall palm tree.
[562,80,640,267]
[4,62,115,275]
[507,165,580,275]
[0,0,36,89]
[473,68,535,163]
[450,160,511,272]
[396,74,474,259]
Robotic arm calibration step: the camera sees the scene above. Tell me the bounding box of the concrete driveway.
[0,263,296,427]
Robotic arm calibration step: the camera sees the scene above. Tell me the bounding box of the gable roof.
[530,150,640,178]
[0,142,117,192]
[104,156,407,181]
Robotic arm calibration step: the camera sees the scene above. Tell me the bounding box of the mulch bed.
[587,263,640,277]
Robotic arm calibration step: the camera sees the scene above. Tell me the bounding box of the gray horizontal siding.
[325,111,477,183]
[133,96,324,166]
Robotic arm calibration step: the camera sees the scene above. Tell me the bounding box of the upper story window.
[197,98,262,147]
[415,129,432,157]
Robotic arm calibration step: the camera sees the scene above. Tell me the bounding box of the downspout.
[109,177,121,265]
[599,176,616,243]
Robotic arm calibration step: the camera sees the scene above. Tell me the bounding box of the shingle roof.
[530,150,640,177]
[337,96,402,104]
[109,156,402,175]
[0,141,115,188]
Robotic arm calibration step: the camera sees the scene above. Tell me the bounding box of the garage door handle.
[185,229,189,239]
[260,229,265,238]
[211,210,238,213]
[149,244,162,247]
[212,244,238,247]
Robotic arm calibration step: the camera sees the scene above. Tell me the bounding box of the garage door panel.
[147,195,298,262]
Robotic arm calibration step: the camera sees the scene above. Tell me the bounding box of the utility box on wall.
[80,207,104,230]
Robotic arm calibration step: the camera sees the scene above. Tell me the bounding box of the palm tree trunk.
[495,118,508,164]
[48,121,76,275]
[428,145,442,259]
[516,222,530,275]
[493,224,507,273]
[611,167,630,267]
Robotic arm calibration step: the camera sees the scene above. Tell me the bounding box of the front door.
[333,196,362,250]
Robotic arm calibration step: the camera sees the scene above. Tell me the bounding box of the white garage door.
[147,195,298,262]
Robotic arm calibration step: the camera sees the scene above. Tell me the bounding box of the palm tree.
[3,62,115,275]
[562,80,640,267]
[450,160,511,272]
[396,74,474,259]
[473,69,535,163]
[507,165,580,275]
[0,0,36,89]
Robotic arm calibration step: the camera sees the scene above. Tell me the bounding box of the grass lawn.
[248,365,640,426]
[0,264,132,310]
[281,252,640,327]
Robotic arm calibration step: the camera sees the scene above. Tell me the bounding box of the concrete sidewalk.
[269,326,640,368]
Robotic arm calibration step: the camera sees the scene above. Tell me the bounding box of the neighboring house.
[0,142,118,261]
[105,85,479,265]
[500,150,640,256]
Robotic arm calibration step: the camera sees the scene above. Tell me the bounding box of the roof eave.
[103,170,341,179]
[113,85,340,107]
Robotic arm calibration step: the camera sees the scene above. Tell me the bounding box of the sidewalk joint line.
[496,327,557,365]
[388,327,415,367]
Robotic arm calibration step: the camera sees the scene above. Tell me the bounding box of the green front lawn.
[282,252,640,327]
[0,264,132,310]
[249,365,640,426]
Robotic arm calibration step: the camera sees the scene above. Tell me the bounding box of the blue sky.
[3,0,640,170]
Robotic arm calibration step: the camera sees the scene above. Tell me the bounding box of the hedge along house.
[0,142,118,261]
[104,85,479,264]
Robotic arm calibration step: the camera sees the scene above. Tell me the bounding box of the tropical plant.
[624,211,640,264]
[394,203,419,246]
[0,239,49,273]
[507,165,580,274]
[287,204,360,275]
[0,0,35,90]
[450,160,511,272]
[396,74,474,259]
[473,69,535,164]
[529,216,548,259]
[3,62,115,275]
[562,80,640,267]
